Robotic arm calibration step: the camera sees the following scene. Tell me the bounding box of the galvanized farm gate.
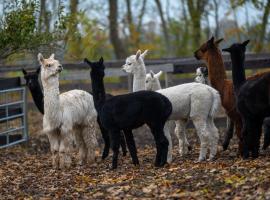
[0,77,28,148]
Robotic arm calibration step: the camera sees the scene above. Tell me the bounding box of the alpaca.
[194,66,235,150]
[85,57,172,169]
[222,41,270,158]
[22,67,127,159]
[145,70,191,156]
[194,37,270,153]
[123,50,221,162]
[39,53,98,169]
[22,67,44,114]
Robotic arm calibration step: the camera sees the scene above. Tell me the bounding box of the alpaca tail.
[209,88,222,117]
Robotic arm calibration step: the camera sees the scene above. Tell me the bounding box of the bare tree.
[256,0,270,52]
[187,0,208,47]
[154,0,170,54]
[213,0,220,38]
[38,0,50,32]
[109,0,127,58]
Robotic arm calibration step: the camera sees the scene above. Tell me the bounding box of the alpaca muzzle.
[57,65,63,73]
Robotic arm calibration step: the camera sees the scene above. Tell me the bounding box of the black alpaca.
[22,68,44,114]
[22,68,127,158]
[85,57,172,169]
[223,41,270,158]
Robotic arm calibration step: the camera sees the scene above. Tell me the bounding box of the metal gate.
[0,77,28,148]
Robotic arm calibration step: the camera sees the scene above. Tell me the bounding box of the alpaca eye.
[128,63,131,65]
[46,64,51,68]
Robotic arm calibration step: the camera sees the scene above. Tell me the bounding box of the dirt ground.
[1,110,270,199]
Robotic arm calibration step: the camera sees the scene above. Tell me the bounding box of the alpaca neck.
[42,79,61,126]
[132,64,146,92]
[28,83,44,114]
[91,76,106,114]
[206,49,226,93]
[230,53,246,93]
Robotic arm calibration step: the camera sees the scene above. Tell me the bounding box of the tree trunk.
[154,0,170,55]
[109,0,127,59]
[256,0,270,52]
[126,0,137,48]
[187,0,208,47]
[213,0,219,38]
[137,0,147,34]
[38,0,46,32]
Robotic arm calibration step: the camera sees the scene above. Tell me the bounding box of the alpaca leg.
[207,117,219,161]
[98,117,110,160]
[150,124,169,167]
[235,120,244,156]
[47,130,60,169]
[110,130,121,169]
[164,121,173,163]
[120,132,127,156]
[123,130,139,165]
[250,120,263,158]
[82,126,98,164]
[73,127,87,165]
[222,119,234,151]
[59,127,73,169]
[192,117,208,162]
[263,118,270,150]
[174,119,188,157]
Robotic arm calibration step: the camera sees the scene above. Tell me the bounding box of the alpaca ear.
[22,68,27,75]
[215,38,224,45]
[36,67,41,74]
[136,50,141,60]
[207,36,215,48]
[84,58,91,65]
[155,71,163,78]
[208,36,215,44]
[150,70,155,78]
[222,47,231,52]
[242,40,250,47]
[99,57,104,64]
[141,50,148,59]
[49,53,55,59]
[38,53,44,65]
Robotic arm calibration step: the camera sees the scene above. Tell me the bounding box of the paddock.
[0,54,270,199]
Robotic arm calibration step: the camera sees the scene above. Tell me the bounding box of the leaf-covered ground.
[1,111,270,199]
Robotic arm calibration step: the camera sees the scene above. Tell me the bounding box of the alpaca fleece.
[123,50,221,162]
[40,53,98,169]
[223,41,270,158]
[85,57,172,169]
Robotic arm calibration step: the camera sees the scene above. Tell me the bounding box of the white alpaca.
[123,50,221,161]
[39,53,98,169]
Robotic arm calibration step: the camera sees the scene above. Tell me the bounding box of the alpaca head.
[222,40,250,59]
[22,67,41,90]
[194,37,224,61]
[194,67,208,84]
[145,70,163,91]
[122,50,148,75]
[38,53,63,83]
[84,57,105,80]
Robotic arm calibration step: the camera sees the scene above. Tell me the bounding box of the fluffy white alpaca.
[145,70,191,157]
[39,53,98,169]
[194,67,208,84]
[123,50,221,161]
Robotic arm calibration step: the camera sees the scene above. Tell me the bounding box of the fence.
[0,53,269,129]
[0,77,28,148]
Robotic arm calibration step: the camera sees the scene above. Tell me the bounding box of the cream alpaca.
[39,53,98,169]
[123,50,221,161]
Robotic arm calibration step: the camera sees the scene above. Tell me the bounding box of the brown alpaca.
[194,37,270,154]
